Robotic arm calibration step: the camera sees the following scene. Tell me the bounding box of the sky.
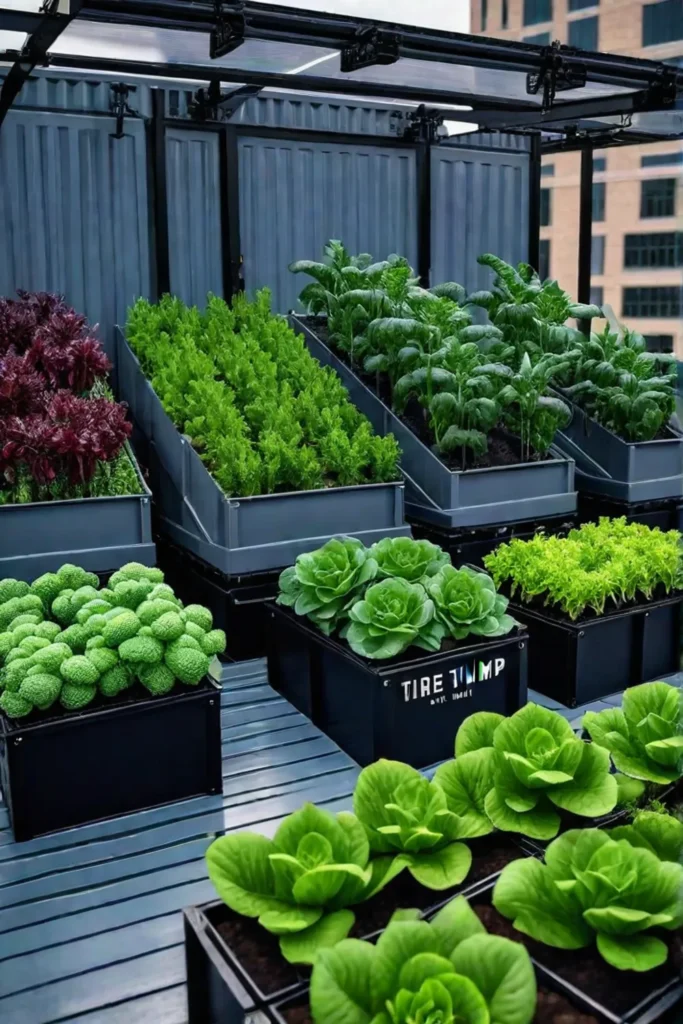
[263,0,471,33]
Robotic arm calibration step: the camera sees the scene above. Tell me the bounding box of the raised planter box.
[412,511,576,569]
[0,676,222,842]
[184,836,535,1024]
[552,393,683,502]
[578,491,683,532]
[267,604,528,768]
[511,591,683,708]
[0,443,155,582]
[290,315,577,531]
[115,328,409,578]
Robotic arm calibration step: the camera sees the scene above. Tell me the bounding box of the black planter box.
[511,592,683,708]
[411,511,576,569]
[267,605,528,768]
[578,491,683,532]
[0,676,222,842]
[156,534,278,662]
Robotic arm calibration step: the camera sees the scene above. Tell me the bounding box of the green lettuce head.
[277,536,377,636]
[205,803,398,964]
[342,578,443,660]
[609,808,683,864]
[369,537,451,584]
[353,760,474,890]
[493,828,683,971]
[427,566,518,641]
[449,704,617,840]
[310,896,537,1024]
[583,680,683,785]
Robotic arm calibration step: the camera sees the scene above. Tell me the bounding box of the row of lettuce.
[0,561,227,717]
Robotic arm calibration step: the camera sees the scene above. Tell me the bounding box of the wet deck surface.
[0,662,679,1023]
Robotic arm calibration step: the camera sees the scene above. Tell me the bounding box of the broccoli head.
[76,598,114,624]
[0,579,30,604]
[137,599,180,626]
[102,612,141,649]
[110,579,155,610]
[164,642,209,685]
[148,583,181,606]
[183,605,213,633]
[6,646,30,665]
[60,655,100,687]
[0,595,43,630]
[102,605,130,621]
[0,691,32,718]
[151,612,185,643]
[0,633,14,660]
[200,629,227,657]
[183,621,206,642]
[86,647,120,674]
[1,658,32,692]
[83,614,108,640]
[18,636,50,656]
[118,635,164,665]
[32,621,62,642]
[19,673,62,710]
[138,626,153,637]
[7,613,43,630]
[56,564,99,591]
[139,663,176,696]
[51,589,76,625]
[57,624,89,652]
[172,634,202,651]
[109,563,164,587]
[11,623,42,644]
[86,635,106,650]
[30,643,73,674]
[30,572,63,610]
[99,664,132,697]
[60,684,96,711]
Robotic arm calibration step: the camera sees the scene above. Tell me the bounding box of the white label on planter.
[395,657,506,703]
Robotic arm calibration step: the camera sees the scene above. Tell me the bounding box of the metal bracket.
[401,104,446,144]
[340,26,400,73]
[109,82,136,139]
[210,1,246,60]
[188,82,261,122]
[526,42,587,111]
[638,63,679,109]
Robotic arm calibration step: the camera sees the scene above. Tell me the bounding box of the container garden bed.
[0,673,222,841]
[552,392,683,503]
[267,603,528,768]
[290,315,577,530]
[156,534,278,662]
[578,491,683,532]
[184,834,534,1024]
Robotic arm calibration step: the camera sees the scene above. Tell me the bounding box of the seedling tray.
[0,443,155,581]
[290,316,577,530]
[552,393,683,503]
[0,675,222,842]
[411,510,576,568]
[510,591,683,707]
[267,604,528,768]
[156,534,278,662]
[115,328,409,576]
[184,836,534,1024]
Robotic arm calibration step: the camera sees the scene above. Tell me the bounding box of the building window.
[591,236,605,275]
[568,14,599,48]
[592,182,605,221]
[641,151,683,168]
[524,31,551,42]
[569,0,598,8]
[623,286,681,318]
[524,0,552,26]
[539,239,551,280]
[540,188,552,226]
[593,156,606,172]
[643,334,674,352]
[624,232,683,268]
[640,178,676,218]
[541,163,555,177]
[482,0,488,31]
[642,0,683,46]
[502,0,509,28]
[590,286,604,307]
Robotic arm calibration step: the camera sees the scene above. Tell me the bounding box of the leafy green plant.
[205,802,398,964]
[497,352,572,460]
[427,566,518,641]
[493,827,683,971]
[342,578,443,659]
[442,703,617,839]
[610,807,683,863]
[583,680,683,784]
[310,895,537,1024]
[352,760,476,890]
[277,537,378,636]
[484,517,682,620]
[369,537,451,584]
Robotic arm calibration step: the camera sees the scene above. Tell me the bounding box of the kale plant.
[310,896,537,1024]
[426,566,518,641]
[493,828,683,971]
[342,578,443,659]
[583,680,683,784]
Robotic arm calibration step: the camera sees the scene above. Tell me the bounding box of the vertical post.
[148,89,170,298]
[577,144,594,334]
[527,133,541,271]
[223,124,243,299]
[416,139,432,287]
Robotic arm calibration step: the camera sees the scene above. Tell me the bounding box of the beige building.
[470,0,683,354]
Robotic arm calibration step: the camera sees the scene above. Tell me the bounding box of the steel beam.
[577,144,594,331]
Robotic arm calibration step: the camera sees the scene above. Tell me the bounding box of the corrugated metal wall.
[239,136,418,312]
[431,145,530,293]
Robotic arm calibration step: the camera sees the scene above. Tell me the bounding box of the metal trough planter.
[552,392,683,502]
[115,329,409,577]
[290,316,577,531]
[0,443,155,582]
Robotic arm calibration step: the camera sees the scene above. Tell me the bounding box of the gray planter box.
[115,329,409,577]
[552,392,683,502]
[291,316,576,530]
[0,444,155,582]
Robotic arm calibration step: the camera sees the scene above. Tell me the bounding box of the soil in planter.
[308,320,553,473]
[474,903,682,1018]
[212,834,525,999]
[276,987,600,1024]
